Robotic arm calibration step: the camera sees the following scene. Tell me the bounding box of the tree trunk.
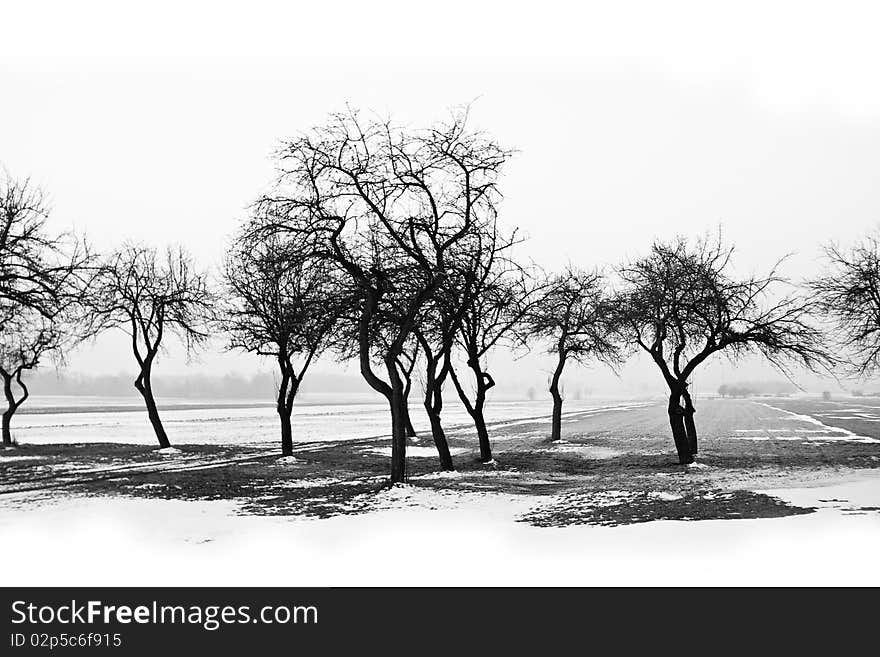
[1,410,12,447]
[426,404,454,470]
[135,369,171,449]
[2,373,14,446]
[1,370,28,447]
[400,371,417,437]
[389,394,407,484]
[668,391,693,465]
[474,409,492,462]
[402,400,417,438]
[424,384,454,470]
[681,387,698,455]
[279,407,293,456]
[353,291,405,482]
[387,361,408,484]
[276,367,298,457]
[450,357,495,463]
[549,351,566,442]
[551,395,563,443]
[420,346,455,470]
[467,358,494,462]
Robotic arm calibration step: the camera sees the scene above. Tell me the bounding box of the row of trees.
[717,384,762,399]
[717,382,797,398]
[1,107,877,477]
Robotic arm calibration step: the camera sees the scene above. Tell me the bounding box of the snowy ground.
[1,472,879,586]
[2,396,880,586]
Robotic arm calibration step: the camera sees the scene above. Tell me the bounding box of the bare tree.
[259,107,511,483]
[0,310,64,446]
[448,230,545,463]
[86,244,213,449]
[527,267,619,442]
[616,235,831,464]
[0,173,91,317]
[810,232,880,376]
[0,172,93,447]
[222,225,347,456]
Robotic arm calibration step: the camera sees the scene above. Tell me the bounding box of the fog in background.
[3,1,880,401]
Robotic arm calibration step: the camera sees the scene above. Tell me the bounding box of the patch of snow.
[275,455,300,465]
[486,468,520,477]
[756,403,880,443]
[155,447,182,455]
[364,446,467,458]
[581,490,636,507]
[502,430,548,439]
[5,470,880,586]
[411,470,464,480]
[0,455,44,462]
[277,477,341,488]
[540,443,619,458]
[649,492,684,501]
[418,468,520,479]
[275,476,373,488]
[371,484,461,509]
[734,435,817,441]
[732,433,877,443]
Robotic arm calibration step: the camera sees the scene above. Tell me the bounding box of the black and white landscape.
[2,2,880,587]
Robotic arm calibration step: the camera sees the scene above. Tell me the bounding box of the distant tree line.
[16,371,297,400]
[717,381,798,398]
[6,104,880,477]
[717,384,762,399]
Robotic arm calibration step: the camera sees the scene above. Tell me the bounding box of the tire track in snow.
[754,402,880,443]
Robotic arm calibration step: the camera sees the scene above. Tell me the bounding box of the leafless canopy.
[88,243,213,360]
[257,106,512,481]
[616,234,831,389]
[224,226,344,365]
[810,232,880,376]
[0,173,91,320]
[452,227,540,374]
[446,226,547,461]
[0,172,94,444]
[522,266,619,442]
[85,243,213,448]
[527,266,620,367]
[615,233,831,464]
[222,221,347,453]
[261,107,509,360]
[0,311,65,438]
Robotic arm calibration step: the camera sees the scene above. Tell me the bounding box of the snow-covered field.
[2,396,880,586]
[2,471,879,586]
[10,396,648,446]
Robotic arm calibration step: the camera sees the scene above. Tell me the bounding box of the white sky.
[2,1,879,395]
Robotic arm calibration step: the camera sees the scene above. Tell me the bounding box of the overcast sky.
[2,1,879,397]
